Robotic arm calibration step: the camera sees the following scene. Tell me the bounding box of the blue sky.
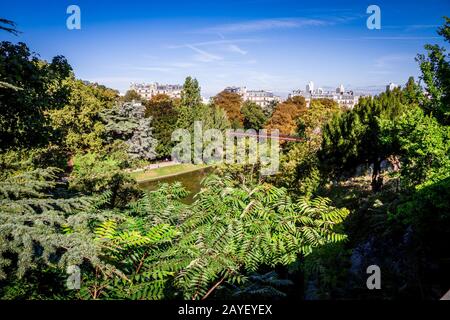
[1,0,449,97]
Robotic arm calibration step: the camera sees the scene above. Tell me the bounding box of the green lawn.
[131,163,210,182]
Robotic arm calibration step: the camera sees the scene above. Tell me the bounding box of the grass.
[131,163,210,182]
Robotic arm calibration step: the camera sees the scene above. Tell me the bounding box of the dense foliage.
[1,17,450,301]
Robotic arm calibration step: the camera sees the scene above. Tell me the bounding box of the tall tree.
[48,79,118,154]
[103,101,157,160]
[416,16,450,125]
[0,19,21,90]
[265,96,307,135]
[176,76,202,130]
[180,76,201,109]
[320,87,409,192]
[0,42,72,150]
[212,91,243,128]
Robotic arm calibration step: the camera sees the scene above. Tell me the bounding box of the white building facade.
[130,82,183,100]
[223,86,282,109]
[289,82,359,109]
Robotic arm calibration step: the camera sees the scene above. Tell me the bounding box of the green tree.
[180,76,201,109]
[274,99,341,195]
[403,76,424,105]
[0,19,21,90]
[176,76,202,130]
[241,101,267,130]
[69,153,139,208]
[102,101,157,160]
[0,42,72,150]
[157,174,349,299]
[381,106,450,189]
[297,99,341,143]
[123,89,141,102]
[416,16,450,125]
[320,87,409,192]
[144,94,179,158]
[0,167,101,284]
[48,79,118,154]
[204,104,231,131]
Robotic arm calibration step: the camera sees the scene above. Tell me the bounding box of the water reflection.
[138,167,214,204]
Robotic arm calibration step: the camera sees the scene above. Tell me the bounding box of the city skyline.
[1,0,449,97]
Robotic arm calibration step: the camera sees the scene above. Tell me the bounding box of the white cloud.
[227,44,247,55]
[168,38,260,49]
[197,18,329,34]
[131,66,174,73]
[374,54,412,69]
[169,62,197,68]
[186,45,223,62]
[362,36,440,40]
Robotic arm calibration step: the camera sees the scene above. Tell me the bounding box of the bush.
[69,152,140,208]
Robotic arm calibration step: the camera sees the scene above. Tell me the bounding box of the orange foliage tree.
[265,96,307,135]
[212,91,243,128]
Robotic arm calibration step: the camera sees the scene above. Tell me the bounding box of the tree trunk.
[371,159,383,192]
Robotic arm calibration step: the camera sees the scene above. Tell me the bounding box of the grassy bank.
[131,163,211,182]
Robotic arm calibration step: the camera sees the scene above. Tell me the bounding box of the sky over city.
[1,0,449,97]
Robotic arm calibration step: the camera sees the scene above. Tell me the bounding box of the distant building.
[130,82,183,100]
[386,82,399,92]
[289,82,359,109]
[224,86,247,96]
[306,81,315,94]
[246,90,282,109]
[223,86,282,109]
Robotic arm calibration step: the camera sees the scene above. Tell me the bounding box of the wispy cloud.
[168,38,261,49]
[169,62,197,68]
[132,66,174,73]
[196,18,330,34]
[362,36,440,40]
[374,54,412,69]
[227,44,247,55]
[125,62,198,74]
[369,54,413,75]
[404,24,440,32]
[186,45,223,62]
[383,24,440,32]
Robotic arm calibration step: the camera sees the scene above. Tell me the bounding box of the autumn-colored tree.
[212,91,243,128]
[297,98,341,144]
[265,96,307,135]
[272,98,340,194]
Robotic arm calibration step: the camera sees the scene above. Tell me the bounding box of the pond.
[138,167,214,204]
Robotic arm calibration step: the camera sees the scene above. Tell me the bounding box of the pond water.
[138,167,214,204]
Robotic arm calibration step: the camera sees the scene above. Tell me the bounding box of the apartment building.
[130,82,183,100]
[289,82,360,109]
[223,86,282,109]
